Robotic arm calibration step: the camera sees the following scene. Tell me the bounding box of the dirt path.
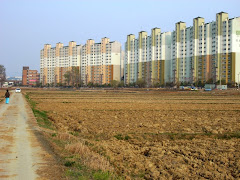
[0,91,63,179]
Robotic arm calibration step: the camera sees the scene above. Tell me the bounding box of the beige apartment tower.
[40,38,122,86]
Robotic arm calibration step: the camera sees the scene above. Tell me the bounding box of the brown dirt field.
[27,89,240,179]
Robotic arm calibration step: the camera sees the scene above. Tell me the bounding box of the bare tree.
[64,71,71,86]
[71,66,80,87]
[0,65,6,87]
[136,78,146,88]
[64,66,81,87]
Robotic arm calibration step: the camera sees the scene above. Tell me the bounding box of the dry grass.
[0,91,5,102]
[65,142,113,172]
[56,133,74,141]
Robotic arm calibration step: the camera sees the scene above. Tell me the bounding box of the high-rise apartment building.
[125,12,240,85]
[22,66,39,86]
[125,30,171,86]
[40,38,122,85]
[81,38,121,85]
[40,42,81,85]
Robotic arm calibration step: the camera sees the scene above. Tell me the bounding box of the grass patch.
[93,171,111,180]
[70,131,79,137]
[142,131,240,141]
[52,133,57,137]
[64,161,121,180]
[64,161,75,167]
[216,132,240,139]
[114,134,124,140]
[65,169,86,179]
[114,134,131,141]
[25,93,55,130]
[124,135,130,140]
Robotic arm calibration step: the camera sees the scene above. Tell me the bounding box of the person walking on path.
[5,89,10,104]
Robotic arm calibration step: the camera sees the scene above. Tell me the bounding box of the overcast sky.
[0,0,239,77]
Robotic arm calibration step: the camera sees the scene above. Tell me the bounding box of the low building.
[22,66,40,86]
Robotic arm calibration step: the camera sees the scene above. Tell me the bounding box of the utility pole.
[173,69,176,85]
[85,73,88,86]
[219,65,222,90]
[54,75,57,87]
[100,74,103,86]
[78,66,81,89]
[238,73,239,90]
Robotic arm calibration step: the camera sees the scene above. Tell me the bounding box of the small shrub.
[64,161,75,167]
[124,135,130,140]
[114,134,123,140]
[52,133,57,137]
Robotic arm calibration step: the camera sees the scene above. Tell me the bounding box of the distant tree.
[128,82,136,87]
[87,82,94,88]
[166,82,174,87]
[153,82,160,88]
[94,83,99,87]
[118,81,124,87]
[111,80,119,88]
[206,78,213,84]
[152,79,160,88]
[136,78,146,88]
[64,71,71,86]
[216,79,226,85]
[183,81,190,86]
[0,65,6,87]
[71,67,81,87]
[227,81,235,88]
[195,80,204,87]
[36,82,41,87]
[63,67,81,87]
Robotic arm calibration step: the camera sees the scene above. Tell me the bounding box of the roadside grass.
[65,161,117,180]
[62,141,122,179]
[25,92,122,180]
[25,93,55,130]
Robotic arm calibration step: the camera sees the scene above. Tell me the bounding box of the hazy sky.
[0,0,239,77]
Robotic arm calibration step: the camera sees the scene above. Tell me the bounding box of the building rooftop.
[218,11,228,14]
[194,16,204,19]
[177,21,186,24]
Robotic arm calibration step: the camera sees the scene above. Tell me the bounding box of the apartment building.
[22,66,39,86]
[40,42,81,85]
[80,38,121,85]
[40,38,122,85]
[125,12,240,85]
[125,29,171,86]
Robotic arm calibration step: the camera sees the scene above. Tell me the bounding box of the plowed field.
[27,89,240,179]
